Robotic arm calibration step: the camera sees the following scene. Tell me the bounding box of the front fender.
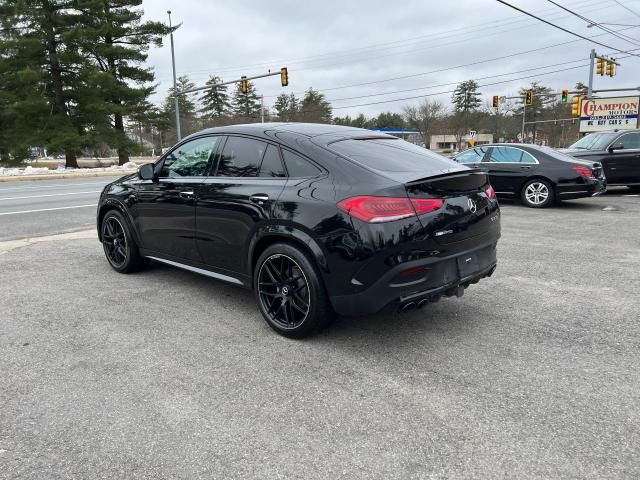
[97,197,142,247]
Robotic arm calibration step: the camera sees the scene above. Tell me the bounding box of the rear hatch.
[324,137,498,245]
[405,170,497,244]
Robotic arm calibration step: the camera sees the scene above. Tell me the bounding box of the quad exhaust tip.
[417,298,429,308]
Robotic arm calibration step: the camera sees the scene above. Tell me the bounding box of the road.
[0,178,639,479]
[0,176,122,241]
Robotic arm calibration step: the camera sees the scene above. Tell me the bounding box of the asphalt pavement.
[0,176,123,241]
[0,180,639,479]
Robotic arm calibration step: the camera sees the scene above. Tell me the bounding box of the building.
[368,128,422,145]
[429,133,493,154]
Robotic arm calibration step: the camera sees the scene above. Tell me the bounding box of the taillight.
[572,165,594,178]
[485,185,496,199]
[337,196,443,223]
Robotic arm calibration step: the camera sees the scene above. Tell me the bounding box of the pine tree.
[74,0,172,164]
[161,76,197,145]
[452,80,482,113]
[273,93,299,121]
[0,0,85,167]
[231,81,261,120]
[298,88,332,123]
[200,76,231,122]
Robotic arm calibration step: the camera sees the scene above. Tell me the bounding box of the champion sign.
[579,96,640,133]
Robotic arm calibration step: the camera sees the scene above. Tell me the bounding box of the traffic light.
[571,95,582,117]
[606,59,615,77]
[596,58,605,76]
[240,76,249,94]
[280,67,288,87]
[525,89,533,106]
[561,89,568,103]
[492,95,499,108]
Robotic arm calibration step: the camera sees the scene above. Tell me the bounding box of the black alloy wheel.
[254,243,333,338]
[101,210,148,273]
[102,216,128,268]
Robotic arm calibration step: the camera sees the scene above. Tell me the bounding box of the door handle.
[250,194,269,204]
[520,166,532,169]
[179,191,194,199]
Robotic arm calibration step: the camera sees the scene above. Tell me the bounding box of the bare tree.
[402,99,445,148]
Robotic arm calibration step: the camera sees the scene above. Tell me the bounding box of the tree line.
[0,1,582,167]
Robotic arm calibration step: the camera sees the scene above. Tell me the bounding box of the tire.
[254,243,334,338]
[101,210,148,273]
[521,179,554,208]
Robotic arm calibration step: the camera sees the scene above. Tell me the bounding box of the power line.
[612,0,640,19]
[166,0,613,80]
[256,24,640,100]
[496,0,640,57]
[546,0,640,46]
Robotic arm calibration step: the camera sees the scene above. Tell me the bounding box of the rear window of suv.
[328,138,457,173]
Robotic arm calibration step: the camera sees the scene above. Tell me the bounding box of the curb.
[0,170,137,183]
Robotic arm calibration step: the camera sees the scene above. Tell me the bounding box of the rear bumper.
[557,177,606,200]
[329,239,498,316]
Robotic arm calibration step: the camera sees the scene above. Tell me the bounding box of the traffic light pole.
[588,49,596,99]
[177,70,284,96]
[521,103,526,143]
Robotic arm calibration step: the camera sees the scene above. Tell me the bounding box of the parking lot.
[1,184,639,479]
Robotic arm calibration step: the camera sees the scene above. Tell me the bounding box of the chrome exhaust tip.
[417,298,429,308]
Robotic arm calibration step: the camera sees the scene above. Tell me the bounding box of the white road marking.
[0,181,112,192]
[623,194,640,197]
[0,190,102,201]
[0,204,97,216]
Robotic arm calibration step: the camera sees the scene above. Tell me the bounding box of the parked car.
[97,124,500,338]
[452,143,606,208]
[560,129,640,191]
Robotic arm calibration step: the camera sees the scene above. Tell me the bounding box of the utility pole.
[167,11,181,141]
[588,49,595,99]
[261,95,265,123]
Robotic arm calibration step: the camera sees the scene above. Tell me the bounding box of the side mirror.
[138,163,156,181]
[609,142,624,152]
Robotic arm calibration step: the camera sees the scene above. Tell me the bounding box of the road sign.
[579,96,640,133]
[469,130,476,139]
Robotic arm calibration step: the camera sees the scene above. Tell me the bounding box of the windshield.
[569,133,617,150]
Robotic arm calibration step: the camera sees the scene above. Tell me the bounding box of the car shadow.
[142,260,480,344]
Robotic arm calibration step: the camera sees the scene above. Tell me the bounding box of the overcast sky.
[141,0,640,117]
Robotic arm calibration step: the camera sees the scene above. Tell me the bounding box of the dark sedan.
[453,143,606,208]
[560,129,640,191]
[97,123,500,338]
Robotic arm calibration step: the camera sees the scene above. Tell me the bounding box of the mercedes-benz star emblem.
[467,198,477,213]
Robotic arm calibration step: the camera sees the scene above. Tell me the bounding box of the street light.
[167,11,181,141]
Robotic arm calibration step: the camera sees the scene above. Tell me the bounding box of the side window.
[258,145,286,177]
[521,151,537,164]
[456,148,484,164]
[282,150,321,177]
[160,136,219,177]
[216,137,266,177]
[489,146,524,163]
[618,133,640,149]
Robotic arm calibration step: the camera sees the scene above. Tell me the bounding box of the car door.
[606,132,640,184]
[484,146,539,195]
[195,136,287,276]
[131,135,221,261]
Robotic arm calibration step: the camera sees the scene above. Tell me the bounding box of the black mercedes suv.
[97,123,500,337]
[561,129,640,191]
